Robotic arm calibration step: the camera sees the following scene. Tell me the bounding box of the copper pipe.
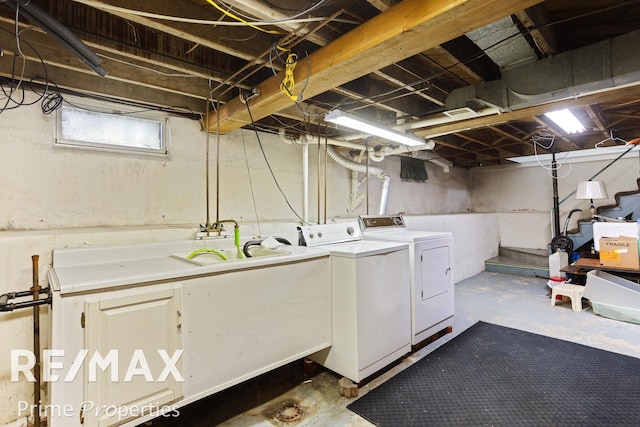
[365,143,369,215]
[216,99,221,227]
[324,123,328,224]
[31,255,41,427]
[205,99,212,230]
[317,127,321,224]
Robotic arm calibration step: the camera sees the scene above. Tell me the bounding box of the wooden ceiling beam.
[208,0,544,133]
[532,117,581,152]
[0,53,205,113]
[420,45,484,86]
[368,0,484,86]
[367,0,401,10]
[373,69,445,107]
[584,105,609,139]
[0,22,209,112]
[222,0,345,47]
[222,1,431,128]
[515,5,556,56]
[71,0,272,62]
[415,83,640,140]
[487,126,526,144]
[456,132,522,157]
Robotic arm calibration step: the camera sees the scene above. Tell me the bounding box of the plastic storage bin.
[584,270,640,324]
[591,301,640,325]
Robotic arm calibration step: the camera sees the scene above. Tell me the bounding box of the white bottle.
[549,250,568,279]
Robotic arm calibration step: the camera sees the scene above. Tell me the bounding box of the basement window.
[56,104,168,155]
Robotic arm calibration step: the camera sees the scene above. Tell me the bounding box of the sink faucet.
[200,219,240,238]
[200,219,244,257]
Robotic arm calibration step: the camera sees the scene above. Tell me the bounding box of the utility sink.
[171,247,291,266]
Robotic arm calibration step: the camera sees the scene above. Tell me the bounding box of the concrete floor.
[147,271,640,427]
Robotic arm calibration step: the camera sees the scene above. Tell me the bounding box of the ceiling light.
[325,109,425,147]
[544,109,585,134]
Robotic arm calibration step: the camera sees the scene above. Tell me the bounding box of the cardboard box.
[599,236,640,269]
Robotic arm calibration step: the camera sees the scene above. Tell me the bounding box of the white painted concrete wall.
[404,213,500,282]
[0,94,481,424]
[470,154,640,249]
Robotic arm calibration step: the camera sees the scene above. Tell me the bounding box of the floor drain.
[274,400,304,423]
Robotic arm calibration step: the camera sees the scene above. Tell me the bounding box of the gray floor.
[152,271,640,426]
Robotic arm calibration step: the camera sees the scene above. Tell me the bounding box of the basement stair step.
[484,246,550,278]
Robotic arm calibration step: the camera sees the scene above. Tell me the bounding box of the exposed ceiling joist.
[415,83,640,140]
[208,0,544,133]
[72,0,270,62]
[515,5,556,56]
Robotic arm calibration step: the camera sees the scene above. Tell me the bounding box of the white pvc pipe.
[302,143,309,223]
[325,145,390,214]
[280,130,393,213]
[378,175,390,215]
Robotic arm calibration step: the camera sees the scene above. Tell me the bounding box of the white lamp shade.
[575,180,608,200]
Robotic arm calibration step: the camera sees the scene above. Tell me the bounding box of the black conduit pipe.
[2,0,107,76]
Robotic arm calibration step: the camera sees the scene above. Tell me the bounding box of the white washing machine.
[298,221,411,383]
[359,214,454,345]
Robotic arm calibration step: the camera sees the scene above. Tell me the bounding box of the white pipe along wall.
[280,130,391,213]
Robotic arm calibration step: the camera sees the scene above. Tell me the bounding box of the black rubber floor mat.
[347,321,640,426]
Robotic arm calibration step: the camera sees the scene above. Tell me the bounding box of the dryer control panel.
[359,214,405,230]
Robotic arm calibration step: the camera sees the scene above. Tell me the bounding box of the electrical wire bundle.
[0,1,65,116]
[206,0,332,33]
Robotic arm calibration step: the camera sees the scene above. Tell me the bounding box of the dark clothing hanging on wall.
[400,157,428,182]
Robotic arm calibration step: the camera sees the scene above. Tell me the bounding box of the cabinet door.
[420,245,451,300]
[84,286,183,427]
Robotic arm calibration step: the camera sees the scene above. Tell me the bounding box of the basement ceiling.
[1,0,640,168]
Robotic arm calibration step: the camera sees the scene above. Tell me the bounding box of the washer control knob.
[318,232,323,238]
[346,226,355,235]
[309,233,315,239]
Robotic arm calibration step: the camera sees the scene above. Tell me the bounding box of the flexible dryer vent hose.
[325,145,388,180]
[325,145,390,214]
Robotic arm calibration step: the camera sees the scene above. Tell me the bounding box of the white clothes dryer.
[359,214,454,345]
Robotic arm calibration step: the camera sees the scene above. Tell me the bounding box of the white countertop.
[49,239,330,295]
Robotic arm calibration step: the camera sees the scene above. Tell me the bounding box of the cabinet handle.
[177,310,182,329]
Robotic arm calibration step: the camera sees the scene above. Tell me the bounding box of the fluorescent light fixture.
[544,109,585,134]
[325,109,425,147]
